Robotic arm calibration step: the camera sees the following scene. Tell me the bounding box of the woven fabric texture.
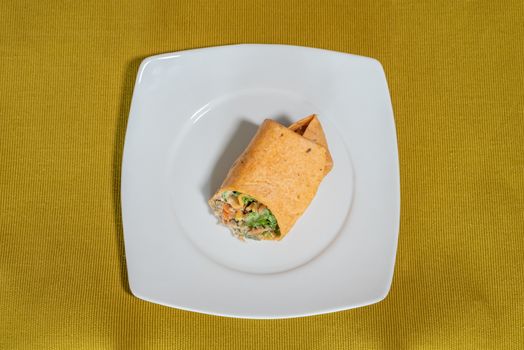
[1,1,523,349]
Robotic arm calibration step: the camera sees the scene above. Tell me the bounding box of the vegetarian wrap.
[208,115,333,240]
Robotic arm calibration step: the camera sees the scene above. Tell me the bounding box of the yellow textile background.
[1,1,523,349]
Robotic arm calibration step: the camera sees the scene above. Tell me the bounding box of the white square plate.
[122,44,399,319]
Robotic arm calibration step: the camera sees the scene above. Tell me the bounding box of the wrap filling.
[210,191,281,240]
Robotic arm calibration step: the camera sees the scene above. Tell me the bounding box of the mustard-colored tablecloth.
[1,1,523,349]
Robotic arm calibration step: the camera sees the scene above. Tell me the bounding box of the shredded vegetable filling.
[211,191,281,240]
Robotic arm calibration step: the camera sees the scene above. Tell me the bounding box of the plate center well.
[167,88,354,274]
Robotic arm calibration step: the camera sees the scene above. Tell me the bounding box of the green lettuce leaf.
[245,208,279,231]
[241,194,255,206]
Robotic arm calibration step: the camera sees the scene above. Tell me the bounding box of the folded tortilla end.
[289,114,333,174]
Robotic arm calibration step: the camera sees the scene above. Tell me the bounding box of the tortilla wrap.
[209,114,332,239]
